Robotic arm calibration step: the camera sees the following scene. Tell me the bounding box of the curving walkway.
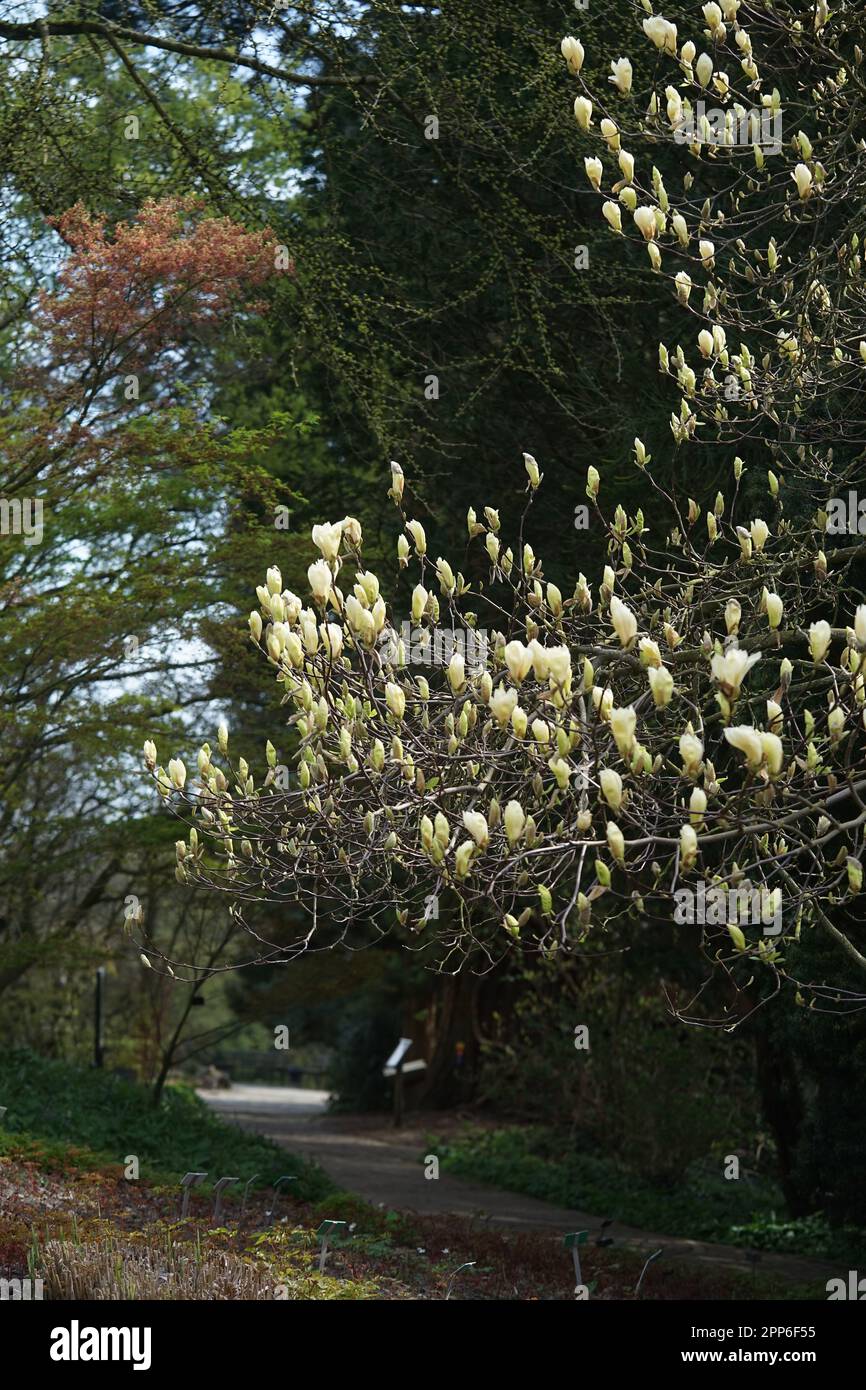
[198,1085,840,1291]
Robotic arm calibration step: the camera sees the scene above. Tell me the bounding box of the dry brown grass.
[38,1230,285,1300]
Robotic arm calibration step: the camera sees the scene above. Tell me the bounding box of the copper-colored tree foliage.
[144,2,866,1018]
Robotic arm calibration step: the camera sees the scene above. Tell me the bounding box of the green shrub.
[0,1048,333,1201]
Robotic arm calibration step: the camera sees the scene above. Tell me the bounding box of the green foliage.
[432,1125,863,1262]
[0,1049,333,1201]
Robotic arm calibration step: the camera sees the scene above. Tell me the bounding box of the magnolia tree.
[142,1,866,1012]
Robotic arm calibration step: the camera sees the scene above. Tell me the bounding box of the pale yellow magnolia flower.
[643,15,677,54]
[504,800,526,845]
[504,640,533,683]
[724,725,763,768]
[585,156,603,191]
[490,685,518,725]
[759,731,784,776]
[610,595,638,647]
[679,731,704,775]
[448,652,466,694]
[809,620,832,663]
[610,705,637,759]
[608,57,633,94]
[711,647,762,697]
[405,519,427,554]
[312,521,343,562]
[679,823,698,870]
[639,638,662,668]
[607,821,626,863]
[462,811,489,849]
[308,559,332,601]
[385,682,406,719]
[648,665,674,706]
[574,96,593,131]
[602,201,622,233]
[600,768,624,811]
[560,35,585,74]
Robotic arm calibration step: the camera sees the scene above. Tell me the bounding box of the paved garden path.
[199,1085,840,1291]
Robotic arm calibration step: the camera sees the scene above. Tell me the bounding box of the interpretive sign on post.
[179,1171,207,1219]
[564,1230,589,1292]
[383,1038,426,1128]
[316,1220,348,1273]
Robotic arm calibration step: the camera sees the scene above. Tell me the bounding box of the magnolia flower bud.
[217,721,229,753]
[585,156,603,191]
[574,96,593,131]
[679,729,704,777]
[385,682,406,719]
[828,705,845,742]
[606,821,625,863]
[671,213,688,248]
[639,638,662,668]
[760,731,784,775]
[462,810,489,849]
[143,740,157,768]
[609,595,637,647]
[436,557,456,593]
[504,640,533,683]
[411,584,428,622]
[808,620,832,663]
[602,200,622,234]
[679,823,698,870]
[695,52,713,86]
[454,840,475,878]
[249,610,263,642]
[490,685,518,726]
[699,238,715,268]
[765,592,783,629]
[847,857,863,894]
[725,599,741,635]
[168,757,186,790]
[448,652,466,694]
[266,566,282,596]
[854,605,866,648]
[634,206,657,240]
[724,724,763,768]
[750,518,769,552]
[689,787,707,826]
[610,705,637,760]
[793,163,813,199]
[504,800,526,846]
[511,706,528,739]
[406,519,427,554]
[600,767,623,812]
[390,460,405,501]
[524,452,541,487]
[308,559,332,601]
[648,665,674,706]
[600,117,620,150]
[531,718,551,744]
